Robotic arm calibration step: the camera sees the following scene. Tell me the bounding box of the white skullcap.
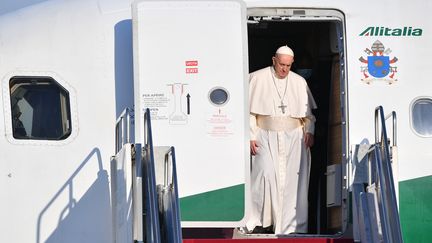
[275,45,294,57]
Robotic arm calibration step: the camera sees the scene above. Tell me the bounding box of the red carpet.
[184,238,353,243]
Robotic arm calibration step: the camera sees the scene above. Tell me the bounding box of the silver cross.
[278,101,287,114]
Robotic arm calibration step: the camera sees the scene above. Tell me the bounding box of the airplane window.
[411,98,432,137]
[9,76,72,140]
[208,87,230,106]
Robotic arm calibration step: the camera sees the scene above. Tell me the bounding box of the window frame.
[2,72,78,145]
[409,96,432,138]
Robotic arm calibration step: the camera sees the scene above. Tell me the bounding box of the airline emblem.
[359,26,422,36]
[359,40,398,84]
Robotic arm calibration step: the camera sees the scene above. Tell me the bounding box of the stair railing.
[115,107,134,153]
[141,108,162,243]
[367,106,403,243]
[157,147,183,243]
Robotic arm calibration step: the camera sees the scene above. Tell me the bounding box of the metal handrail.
[375,108,397,147]
[115,107,134,153]
[385,111,397,147]
[128,109,182,243]
[371,106,403,243]
[161,147,182,243]
[142,108,161,243]
[164,150,172,188]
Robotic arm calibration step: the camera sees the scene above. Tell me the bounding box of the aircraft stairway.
[111,108,182,243]
[351,106,403,243]
[111,107,402,243]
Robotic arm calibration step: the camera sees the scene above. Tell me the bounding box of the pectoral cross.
[278,101,287,114]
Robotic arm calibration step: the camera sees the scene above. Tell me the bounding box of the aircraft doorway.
[247,9,347,236]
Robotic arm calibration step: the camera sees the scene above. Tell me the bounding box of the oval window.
[411,98,432,137]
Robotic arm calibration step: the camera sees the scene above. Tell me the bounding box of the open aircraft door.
[132,0,249,227]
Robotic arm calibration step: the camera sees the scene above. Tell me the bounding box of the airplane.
[0,0,430,242]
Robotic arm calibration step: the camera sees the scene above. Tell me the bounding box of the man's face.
[272,54,294,79]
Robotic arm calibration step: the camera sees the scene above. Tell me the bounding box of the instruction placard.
[142,93,169,120]
[207,109,233,137]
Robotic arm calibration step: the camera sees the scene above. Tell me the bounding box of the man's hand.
[250,140,259,155]
[304,132,314,148]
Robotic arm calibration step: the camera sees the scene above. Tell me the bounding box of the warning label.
[185,60,198,66]
[186,68,198,74]
[207,110,233,137]
[142,93,169,120]
[185,60,199,74]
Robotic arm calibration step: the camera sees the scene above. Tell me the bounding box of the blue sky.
[0,0,47,15]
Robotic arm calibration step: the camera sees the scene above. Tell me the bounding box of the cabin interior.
[247,15,345,235]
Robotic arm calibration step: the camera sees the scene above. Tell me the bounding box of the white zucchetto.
[275,45,294,57]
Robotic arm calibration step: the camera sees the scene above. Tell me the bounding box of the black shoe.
[289,232,308,235]
[252,225,274,234]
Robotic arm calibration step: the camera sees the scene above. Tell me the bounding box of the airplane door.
[132,0,248,227]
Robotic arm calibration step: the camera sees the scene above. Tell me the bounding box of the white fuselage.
[0,0,431,242]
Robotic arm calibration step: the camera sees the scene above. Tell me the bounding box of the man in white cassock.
[246,45,317,234]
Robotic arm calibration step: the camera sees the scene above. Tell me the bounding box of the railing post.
[114,108,134,154]
[375,107,380,144]
[372,106,403,243]
[161,147,182,243]
[142,108,161,243]
[132,143,144,243]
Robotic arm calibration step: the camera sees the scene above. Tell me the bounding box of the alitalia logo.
[360,26,423,36]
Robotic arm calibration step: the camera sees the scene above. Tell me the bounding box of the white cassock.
[246,66,317,234]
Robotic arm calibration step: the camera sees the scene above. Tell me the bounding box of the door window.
[9,76,72,140]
